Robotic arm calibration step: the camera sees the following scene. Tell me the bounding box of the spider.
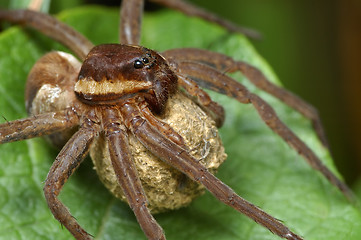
[0,1,354,240]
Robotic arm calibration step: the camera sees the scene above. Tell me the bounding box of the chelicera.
[0,1,354,240]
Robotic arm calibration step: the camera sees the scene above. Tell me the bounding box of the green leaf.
[0,5,360,240]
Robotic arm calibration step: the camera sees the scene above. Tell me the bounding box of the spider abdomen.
[26,51,81,148]
[90,92,227,213]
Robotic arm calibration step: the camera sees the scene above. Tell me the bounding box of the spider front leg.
[44,118,100,240]
[169,59,354,200]
[177,74,225,127]
[0,9,93,60]
[103,107,165,240]
[120,0,144,45]
[121,101,303,240]
[163,48,329,148]
[0,108,78,144]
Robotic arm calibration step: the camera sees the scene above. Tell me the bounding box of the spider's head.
[74,44,178,113]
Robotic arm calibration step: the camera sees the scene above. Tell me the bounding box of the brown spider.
[0,1,354,240]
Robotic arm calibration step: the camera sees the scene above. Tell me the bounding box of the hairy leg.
[104,108,165,240]
[0,108,79,144]
[122,101,303,240]
[0,9,93,60]
[171,59,354,200]
[44,121,99,240]
[119,0,144,45]
[164,48,329,147]
[139,101,187,146]
[177,74,225,127]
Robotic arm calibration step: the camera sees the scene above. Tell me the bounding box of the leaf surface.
[0,6,360,240]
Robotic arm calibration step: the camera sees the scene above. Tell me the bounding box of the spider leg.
[139,101,187,146]
[177,74,225,127]
[121,101,303,240]
[0,9,94,60]
[103,108,165,240]
[0,108,79,144]
[119,0,144,45]
[149,0,261,39]
[170,60,354,200]
[43,120,100,240]
[163,48,329,148]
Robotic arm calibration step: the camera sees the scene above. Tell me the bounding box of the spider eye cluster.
[133,53,152,69]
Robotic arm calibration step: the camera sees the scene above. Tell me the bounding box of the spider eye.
[142,57,149,64]
[134,59,144,69]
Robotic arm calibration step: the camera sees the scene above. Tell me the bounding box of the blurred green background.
[2,0,360,186]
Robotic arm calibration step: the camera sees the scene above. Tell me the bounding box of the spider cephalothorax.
[75,44,178,113]
[0,1,355,240]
